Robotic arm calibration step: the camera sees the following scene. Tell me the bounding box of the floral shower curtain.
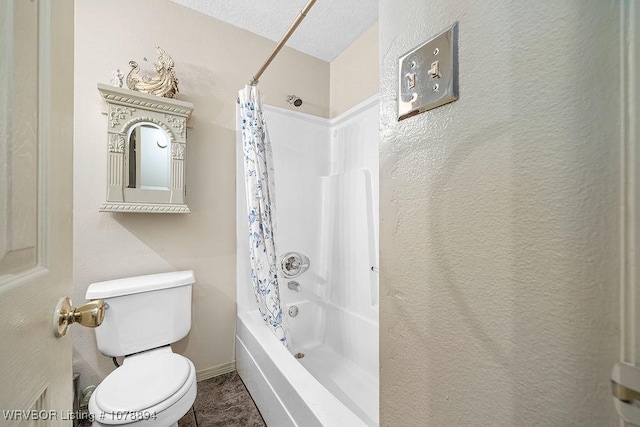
[239,84,288,348]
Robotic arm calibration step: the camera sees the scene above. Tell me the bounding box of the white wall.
[379,1,621,425]
[73,0,329,390]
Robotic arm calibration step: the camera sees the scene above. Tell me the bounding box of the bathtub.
[236,303,378,426]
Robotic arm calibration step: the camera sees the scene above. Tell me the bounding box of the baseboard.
[196,360,236,382]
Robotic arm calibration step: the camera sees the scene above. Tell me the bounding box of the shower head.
[287,95,303,107]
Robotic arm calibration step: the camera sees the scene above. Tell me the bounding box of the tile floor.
[78,371,264,427]
[178,371,266,427]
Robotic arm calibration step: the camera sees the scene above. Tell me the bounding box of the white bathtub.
[236,305,378,426]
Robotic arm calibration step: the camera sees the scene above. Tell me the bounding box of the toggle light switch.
[406,72,416,89]
[428,61,440,78]
[398,22,458,120]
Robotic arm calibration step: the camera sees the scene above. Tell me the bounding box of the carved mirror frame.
[97,83,194,213]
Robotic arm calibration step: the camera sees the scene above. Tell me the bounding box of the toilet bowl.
[88,347,196,426]
[85,271,197,427]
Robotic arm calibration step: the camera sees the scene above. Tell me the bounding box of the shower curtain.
[239,84,288,348]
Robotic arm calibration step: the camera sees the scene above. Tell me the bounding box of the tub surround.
[236,96,379,425]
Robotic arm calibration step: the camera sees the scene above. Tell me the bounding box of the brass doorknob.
[53,297,107,337]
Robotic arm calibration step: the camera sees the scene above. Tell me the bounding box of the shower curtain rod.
[249,0,318,85]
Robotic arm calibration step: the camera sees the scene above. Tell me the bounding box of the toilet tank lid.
[85,270,195,300]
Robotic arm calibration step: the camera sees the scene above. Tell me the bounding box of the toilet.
[85,271,197,427]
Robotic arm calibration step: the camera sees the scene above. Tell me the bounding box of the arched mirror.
[97,83,193,213]
[125,123,171,190]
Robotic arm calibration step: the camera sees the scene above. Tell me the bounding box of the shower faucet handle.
[285,256,300,271]
[280,252,310,279]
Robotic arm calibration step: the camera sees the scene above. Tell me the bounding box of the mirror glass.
[126,123,171,190]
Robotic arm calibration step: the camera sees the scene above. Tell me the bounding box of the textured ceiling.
[170,0,378,62]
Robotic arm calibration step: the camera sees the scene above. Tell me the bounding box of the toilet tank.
[85,271,194,357]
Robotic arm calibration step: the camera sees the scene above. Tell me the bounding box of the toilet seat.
[89,351,196,426]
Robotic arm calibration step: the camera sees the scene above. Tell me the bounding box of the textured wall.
[73,0,329,390]
[379,1,621,425]
[330,22,379,117]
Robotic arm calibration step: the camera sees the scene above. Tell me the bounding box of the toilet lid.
[94,353,192,413]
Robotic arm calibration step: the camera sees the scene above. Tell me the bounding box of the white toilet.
[85,271,197,427]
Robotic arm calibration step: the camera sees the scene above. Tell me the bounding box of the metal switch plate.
[398,22,458,121]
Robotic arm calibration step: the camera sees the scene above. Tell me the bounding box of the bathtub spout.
[287,281,301,292]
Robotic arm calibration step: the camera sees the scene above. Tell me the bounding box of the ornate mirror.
[125,123,171,190]
[97,83,193,213]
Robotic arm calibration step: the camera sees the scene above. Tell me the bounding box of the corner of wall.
[329,22,379,118]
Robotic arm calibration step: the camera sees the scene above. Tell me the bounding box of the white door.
[0,0,74,424]
[615,1,640,426]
